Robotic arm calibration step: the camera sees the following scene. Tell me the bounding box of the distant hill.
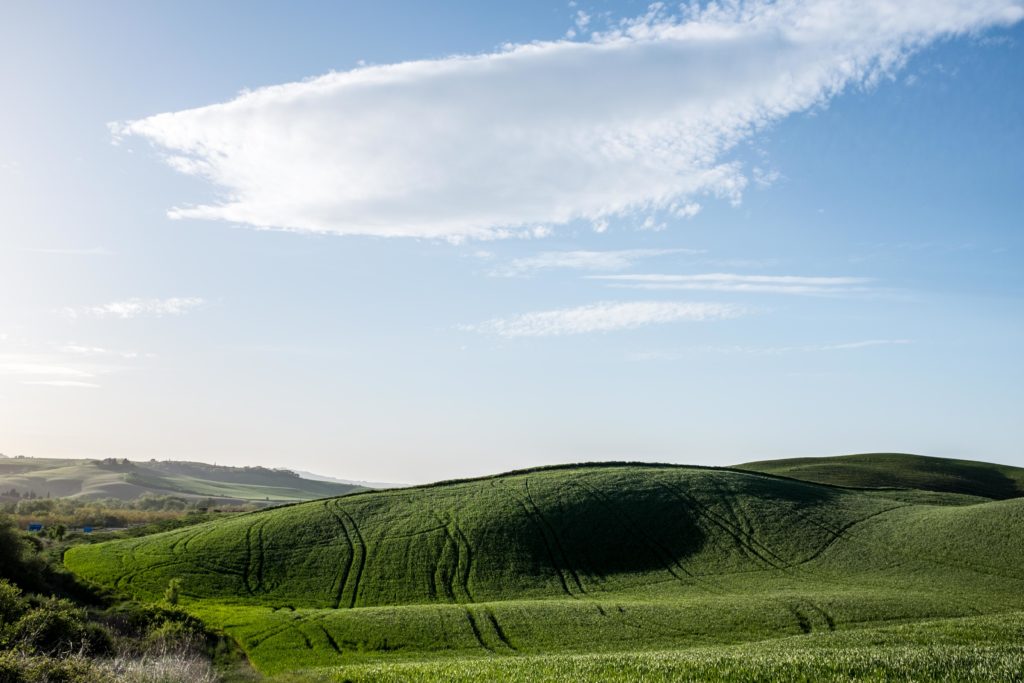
[736,452,1024,500]
[66,461,1024,676]
[0,456,364,503]
[290,469,399,489]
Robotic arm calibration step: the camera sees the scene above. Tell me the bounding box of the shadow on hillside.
[500,468,844,578]
[912,458,1023,499]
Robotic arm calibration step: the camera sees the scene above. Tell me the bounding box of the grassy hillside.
[0,456,364,504]
[65,462,1024,679]
[737,452,1024,500]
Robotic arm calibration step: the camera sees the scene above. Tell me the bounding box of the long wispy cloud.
[0,352,108,389]
[65,297,205,320]
[591,273,872,295]
[110,0,1023,240]
[465,301,745,337]
[21,380,102,389]
[0,343,153,389]
[495,248,702,276]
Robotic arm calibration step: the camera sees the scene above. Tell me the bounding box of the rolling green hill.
[0,456,365,503]
[65,461,1024,680]
[737,452,1024,500]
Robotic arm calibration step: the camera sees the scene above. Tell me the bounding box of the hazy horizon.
[2,1,1022,485]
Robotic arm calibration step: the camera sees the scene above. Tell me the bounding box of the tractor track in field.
[333,502,367,608]
[430,511,461,603]
[464,607,494,653]
[707,476,791,568]
[254,521,267,593]
[464,605,516,654]
[491,479,577,598]
[795,504,910,566]
[116,559,183,589]
[452,519,476,602]
[319,624,342,654]
[381,524,449,539]
[429,511,475,604]
[243,520,268,595]
[325,500,355,609]
[706,477,772,567]
[657,480,784,571]
[482,606,517,651]
[524,479,587,595]
[805,599,837,631]
[168,529,198,555]
[247,612,313,649]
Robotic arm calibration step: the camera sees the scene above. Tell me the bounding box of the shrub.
[103,602,207,653]
[11,597,89,655]
[163,579,181,607]
[0,579,26,625]
[0,651,109,683]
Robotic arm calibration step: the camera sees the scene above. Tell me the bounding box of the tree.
[164,578,182,606]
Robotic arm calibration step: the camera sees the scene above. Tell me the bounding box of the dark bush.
[10,597,89,655]
[0,651,107,683]
[0,579,26,625]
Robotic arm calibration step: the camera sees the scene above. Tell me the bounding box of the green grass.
[0,456,364,503]
[737,452,1024,500]
[64,461,1024,679]
[291,611,1024,682]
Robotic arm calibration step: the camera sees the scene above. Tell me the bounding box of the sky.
[1,0,1022,484]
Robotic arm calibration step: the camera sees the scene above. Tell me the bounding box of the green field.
[739,452,1024,500]
[0,456,364,504]
[64,459,1024,680]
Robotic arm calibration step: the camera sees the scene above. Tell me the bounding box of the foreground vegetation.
[65,460,1024,679]
[0,513,255,682]
[298,611,1024,682]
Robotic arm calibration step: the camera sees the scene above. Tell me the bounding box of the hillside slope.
[0,456,364,503]
[736,452,1024,500]
[65,462,1024,675]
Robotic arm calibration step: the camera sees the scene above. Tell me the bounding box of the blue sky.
[1,1,1022,483]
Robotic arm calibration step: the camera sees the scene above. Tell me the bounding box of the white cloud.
[590,273,872,295]
[674,202,702,219]
[57,345,151,359]
[465,301,745,337]
[495,248,701,276]
[66,297,205,320]
[111,0,1023,241]
[0,357,97,378]
[0,341,154,389]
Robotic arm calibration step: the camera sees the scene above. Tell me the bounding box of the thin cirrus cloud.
[65,297,205,320]
[494,248,703,277]
[0,353,106,389]
[465,301,745,337]
[0,343,153,389]
[110,0,1023,241]
[590,273,872,295]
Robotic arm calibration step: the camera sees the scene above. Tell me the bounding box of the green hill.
[64,461,1024,679]
[737,452,1024,500]
[0,456,364,504]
